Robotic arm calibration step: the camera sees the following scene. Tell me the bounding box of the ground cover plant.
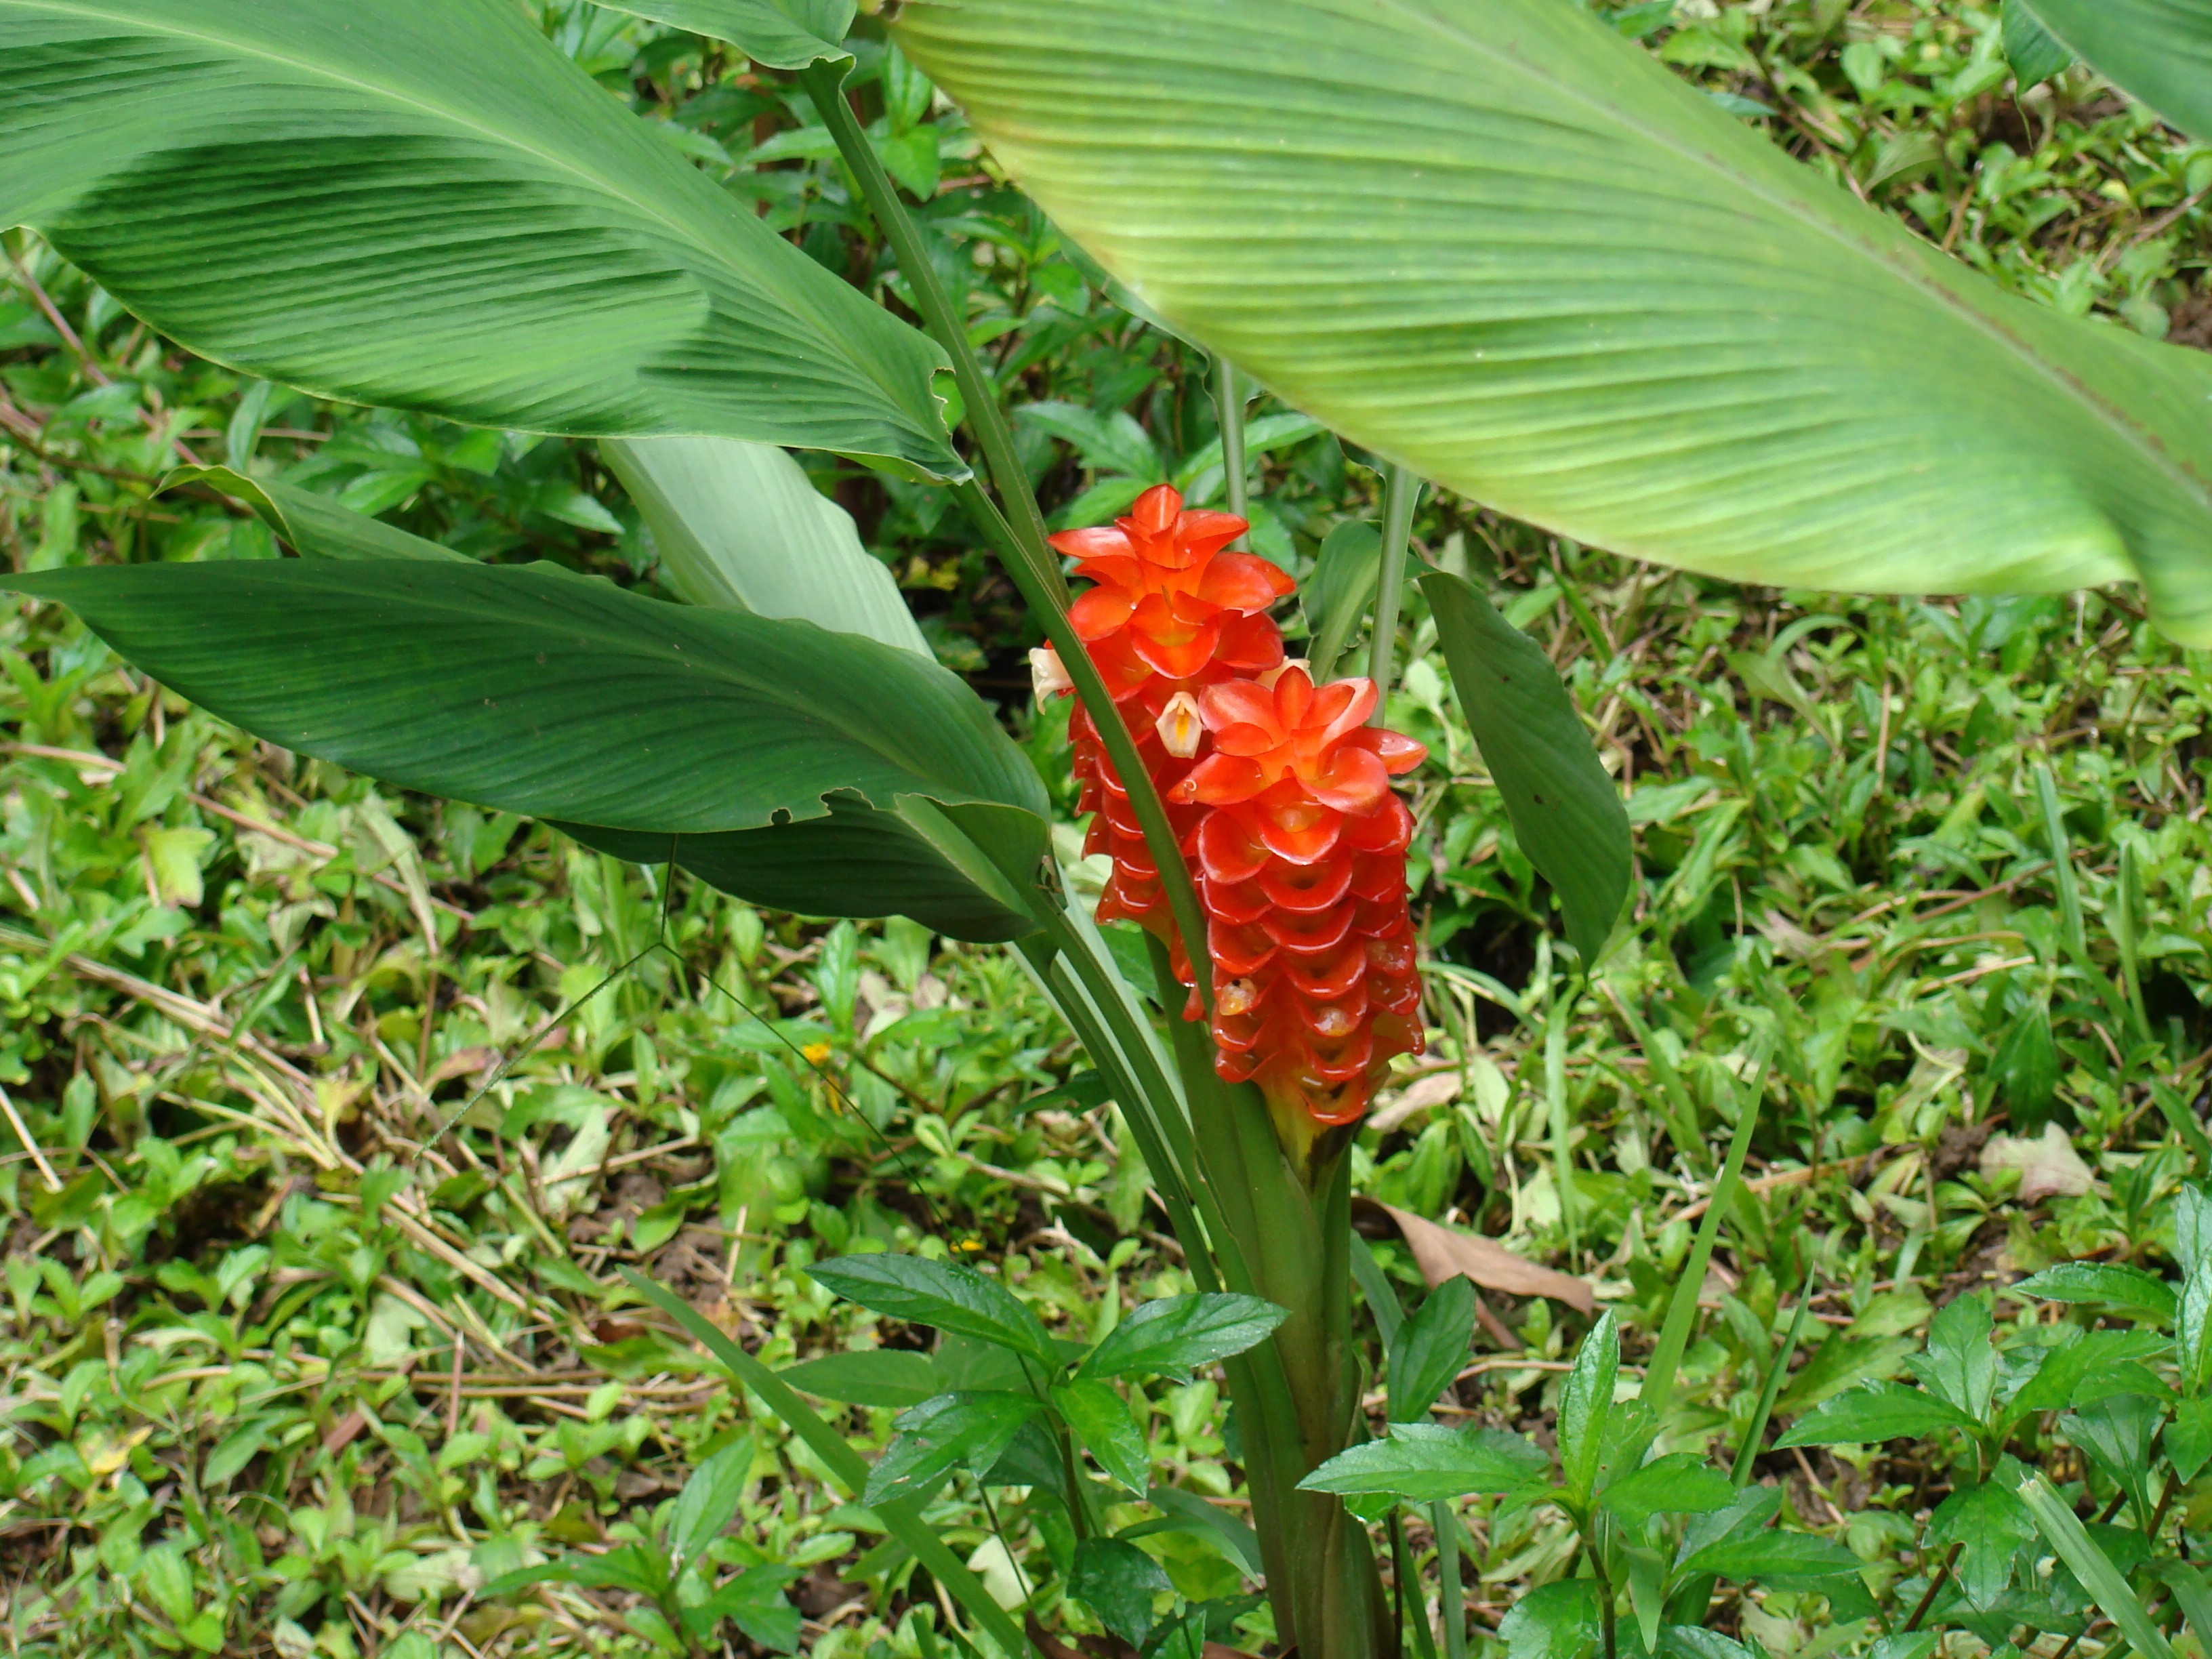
[1,0,2211,1656]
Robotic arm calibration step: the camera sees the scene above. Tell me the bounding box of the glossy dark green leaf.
[2027,0,2212,142]
[808,1254,1058,1368]
[1298,1422,1549,1502]
[1422,573,1630,965]
[1928,1479,2038,1609]
[1302,519,1380,683]
[1990,1001,2060,1128]
[776,1349,943,1408]
[1387,1276,1475,1424]
[1599,1454,1734,1528]
[682,1564,804,1654]
[2007,1328,2173,1420]
[668,1439,753,1569]
[1069,1537,1171,1652]
[1558,1309,1618,1506]
[1679,1530,1862,1581]
[863,1391,1042,1507]
[0,1,957,475]
[2002,0,2075,87]
[2170,1397,2212,1482]
[1080,1294,1288,1380]
[0,562,1046,838]
[1775,1382,1982,1448]
[1499,1578,1601,1659]
[164,467,467,563]
[1054,1377,1149,1494]
[591,0,854,68]
[558,796,1047,945]
[2014,1261,2178,1325]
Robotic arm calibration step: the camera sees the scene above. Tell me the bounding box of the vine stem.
[1213,355,1250,548]
[1368,464,1419,721]
[799,64,1215,1008]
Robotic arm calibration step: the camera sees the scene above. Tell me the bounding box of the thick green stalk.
[799,67,1215,1008]
[1213,355,1250,548]
[800,63,1060,604]
[956,479,1216,1010]
[1640,1048,1770,1418]
[1367,464,1420,720]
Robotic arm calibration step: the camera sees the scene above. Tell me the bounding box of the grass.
[2,1,2211,1656]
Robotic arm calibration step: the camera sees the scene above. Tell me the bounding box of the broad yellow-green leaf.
[897,0,2212,640]
[591,0,853,68]
[600,438,929,656]
[2025,0,2212,141]
[0,0,957,476]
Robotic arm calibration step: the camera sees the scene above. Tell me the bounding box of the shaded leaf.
[1500,1578,1602,1659]
[1055,1378,1149,1494]
[590,0,854,69]
[2026,0,2212,142]
[668,1437,753,1569]
[1908,1292,1999,1422]
[1559,1309,1619,1507]
[809,1254,1058,1368]
[1601,1455,1734,1528]
[2015,1261,2179,1326]
[2001,0,2074,89]
[863,1391,1042,1507]
[1928,1479,2037,1609]
[164,468,467,564]
[1069,1537,1170,1651]
[777,1350,943,1408]
[1298,1422,1549,1502]
[1080,1294,1288,1380]
[1387,1276,1476,1425]
[1421,573,1630,964]
[1303,519,1381,684]
[1775,1382,1982,1448]
[1681,1531,1862,1582]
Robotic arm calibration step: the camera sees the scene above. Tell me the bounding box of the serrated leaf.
[863,1391,1042,1507]
[809,1254,1058,1368]
[1558,1309,1619,1507]
[1908,1291,1999,1423]
[1600,1455,1734,1528]
[2169,1397,2212,1482]
[1929,1479,2037,1609]
[1500,1578,1602,1659]
[1069,1537,1170,1651]
[1080,1294,1288,1380]
[1054,1378,1149,1494]
[2014,1262,2178,1325]
[1681,1530,1862,1582]
[1774,1382,1982,1448]
[1297,1422,1550,1502]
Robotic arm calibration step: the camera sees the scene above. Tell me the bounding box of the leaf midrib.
[10,0,907,415]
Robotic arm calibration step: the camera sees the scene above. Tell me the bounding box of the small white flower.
[1155,691,1204,758]
[1029,646,1072,702]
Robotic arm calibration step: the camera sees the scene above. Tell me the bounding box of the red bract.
[1172,667,1429,1126]
[1041,483,1292,937]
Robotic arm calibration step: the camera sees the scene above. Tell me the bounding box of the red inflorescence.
[1042,484,1290,939]
[1172,668,1428,1125]
[1039,484,1430,1130]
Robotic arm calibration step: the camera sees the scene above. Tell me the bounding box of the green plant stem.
[800,64,1214,1008]
[798,62,1059,605]
[1639,1046,1770,1418]
[1732,1284,1814,1486]
[1368,464,1419,717]
[619,1269,1040,1659]
[1547,996,1578,1263]
[1904,1542,1961,1634]
[958,479,1216,1008]
[1214,355,1250,548]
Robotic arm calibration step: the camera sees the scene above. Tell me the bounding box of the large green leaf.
[1422,573,1629,966]
[0,0,956,476]
[560,797,1046,943]
[897,0,2212,642]
[163,467,467,564]
[0,562,1046,838]
[591,0,853,68]
[2026,0,2212,142]
[600,438,930,657]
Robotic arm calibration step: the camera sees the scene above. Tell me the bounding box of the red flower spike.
[1042,485,1291,941]
[1175,665,1430,1130]
[1040,488,1431,1139]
